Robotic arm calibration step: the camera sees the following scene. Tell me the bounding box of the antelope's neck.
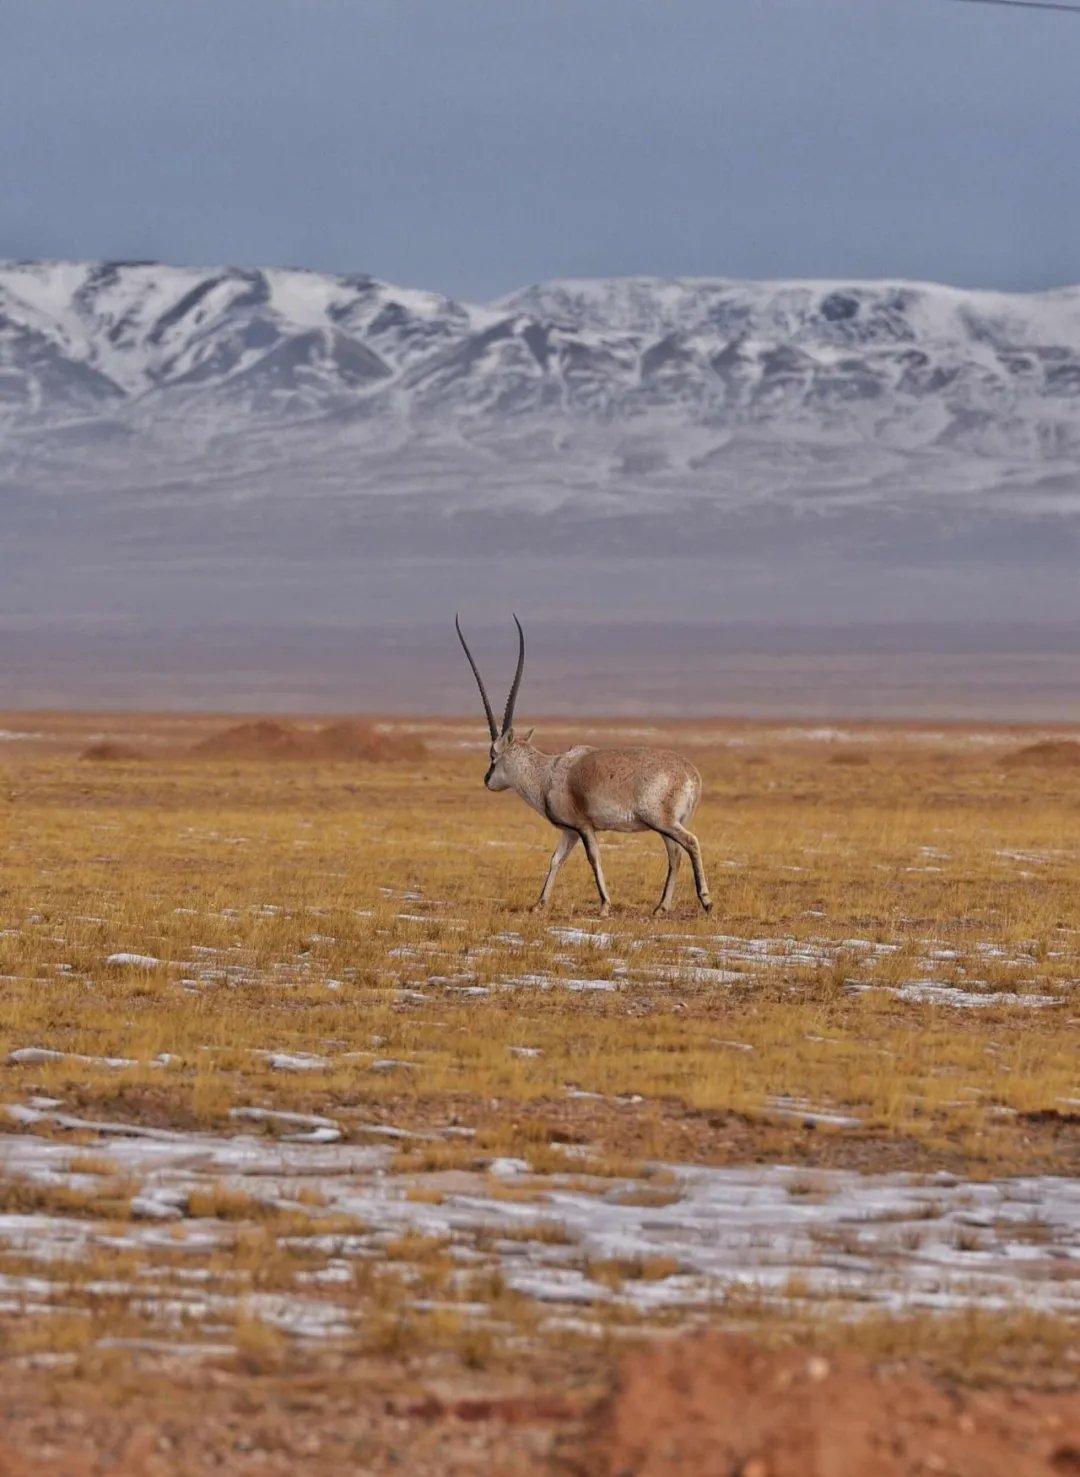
[512,748,557,817]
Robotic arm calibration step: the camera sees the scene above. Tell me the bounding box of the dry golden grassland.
[0,710,1078,1408]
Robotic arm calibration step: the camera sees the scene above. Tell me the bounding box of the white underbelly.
[590,803,646,833]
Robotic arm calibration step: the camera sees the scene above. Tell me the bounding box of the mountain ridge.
[3,257,1080,547]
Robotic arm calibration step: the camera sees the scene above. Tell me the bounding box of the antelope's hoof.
[598,903,611,919]
[529,903,546,915]
[653,904,672,916]
[702,899,713,915]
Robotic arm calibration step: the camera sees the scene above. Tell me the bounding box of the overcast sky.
[1,0,1077,302]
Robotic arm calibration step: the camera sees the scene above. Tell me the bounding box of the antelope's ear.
[503,727,514,745]
[522,728,535,744]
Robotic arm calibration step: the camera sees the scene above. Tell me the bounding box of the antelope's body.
[456,617,712,917]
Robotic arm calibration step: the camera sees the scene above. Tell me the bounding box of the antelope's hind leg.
[531,827,580,912]
[665,822,712,914]
[654,834,682,914]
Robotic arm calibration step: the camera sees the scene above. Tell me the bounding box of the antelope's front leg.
[578,827,612,917]
[530,828,579,912]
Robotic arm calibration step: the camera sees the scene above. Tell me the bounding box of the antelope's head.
[455,614,534,791]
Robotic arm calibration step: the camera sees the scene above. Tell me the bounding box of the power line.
[948,0,1080,14]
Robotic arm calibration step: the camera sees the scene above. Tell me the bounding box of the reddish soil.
[574,1334,1080,1477]
[187,718,310,760]
[79,741,146,762]
[0,1358,584,1476]
[2,1338,1079,1476]
[309,719,426,762]
[188,718,425,763]
[1003,739,1080,769]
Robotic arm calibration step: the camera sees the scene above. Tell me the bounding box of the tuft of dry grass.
[586,1255,683,1289]
[803,1306,1080,1388]
[0,1174,135,1220]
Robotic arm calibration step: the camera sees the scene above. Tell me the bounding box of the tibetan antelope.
[455,615,712,917]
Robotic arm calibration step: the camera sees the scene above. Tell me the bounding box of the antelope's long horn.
[501,614,525,736]
[455,614,498,742]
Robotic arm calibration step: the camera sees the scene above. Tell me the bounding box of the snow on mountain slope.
[499,274,1080,346]
[2,259,1080,532]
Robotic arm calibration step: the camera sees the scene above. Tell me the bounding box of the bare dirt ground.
[1,709,1079,1471]
[578,1334,1080,1477]
[2,1337,1079,1475]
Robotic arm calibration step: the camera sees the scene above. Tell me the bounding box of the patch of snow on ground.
[7,1048,169,1070]
[261,1051,332,1073]
[0,1118,1077,1342]
[764,1097,863,1129]
[878,982,1063,1009]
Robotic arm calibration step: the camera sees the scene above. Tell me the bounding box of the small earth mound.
[1003,739,1080,770]
[309,720,427,763]
[80,741,146,762]
[188,719,426,763]
[574,1333,1080,1477]
[188,720,309,761]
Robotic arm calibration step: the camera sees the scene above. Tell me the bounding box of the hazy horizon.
[7,618,1080,722]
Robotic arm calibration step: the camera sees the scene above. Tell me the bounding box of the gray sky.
[2,0,1077,302]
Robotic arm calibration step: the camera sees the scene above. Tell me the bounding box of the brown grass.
[2,715,1079,1171]
[0,708,1079,1397]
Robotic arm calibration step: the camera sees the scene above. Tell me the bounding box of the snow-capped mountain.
[4,258,1080,450]
[5,259,1080,707]
[3,258,1080,578]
